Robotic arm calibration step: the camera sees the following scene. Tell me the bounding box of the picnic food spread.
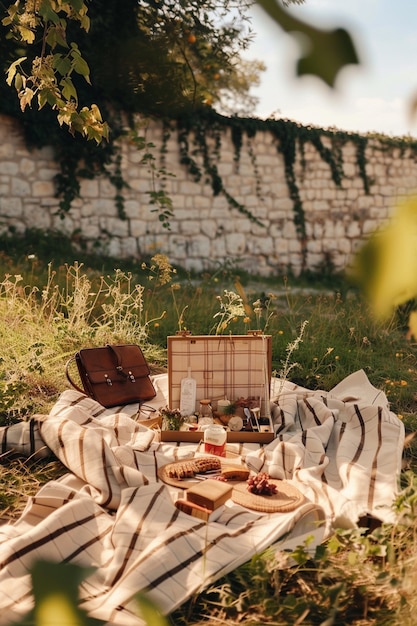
[0,368,405,626]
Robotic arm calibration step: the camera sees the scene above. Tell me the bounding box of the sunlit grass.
[1,235,417,626]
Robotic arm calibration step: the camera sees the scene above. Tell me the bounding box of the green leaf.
[45,27,57,48]
[72,54,91,81]
[39,0,61,25]
[351,197,417,318]
[6,57,27,86]
[134,592,170,626]
[61,77,78,101]
[53,54,72,76]
[15,561,103,626]
[256,0,360,87]
[55,23,69,48]
[17,25,35,44]
[297,27,359,87]
[14,73,23,91]
[38,89,49,109]
[67,0,86,13]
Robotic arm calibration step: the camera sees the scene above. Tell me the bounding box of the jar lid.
[199,399,211,405]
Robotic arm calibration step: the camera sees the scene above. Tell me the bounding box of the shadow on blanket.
[0,370,404,626]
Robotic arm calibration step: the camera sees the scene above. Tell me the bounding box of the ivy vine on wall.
[175,108,376,268]
[173,109,417,269]
[6,104,417,271]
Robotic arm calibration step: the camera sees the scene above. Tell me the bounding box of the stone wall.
[1,112,416,275]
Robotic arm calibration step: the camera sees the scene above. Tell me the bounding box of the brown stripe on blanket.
[346,406,366,482]
[1,426,8,454]
[304,399,323,426]
[88,498,261,608]
[320,454,329,483]
[131,449,141,472]
[275,406,287,435]
[56,420,70,468]
[146,519,259,591]
[0,511,103,568]
[64,523,114,563]
[69,393,106,418]
[368,407,383,511]
[118,463,148,488]
[153,449,159,480]
[100,437,114,509]
[301,430,307,448]
[223,509,264,525]
[78,428,87,484]
[109,485,167,587]
[113,413,121,442]
[294,467,336,518]
[339,421,346,442]
[318,479,336,520]
[30,487,78,522]
[281,441,290,477]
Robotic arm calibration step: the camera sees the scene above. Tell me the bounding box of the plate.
[231,480,304,513]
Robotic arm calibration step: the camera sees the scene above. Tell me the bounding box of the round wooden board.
[232,479,304,513]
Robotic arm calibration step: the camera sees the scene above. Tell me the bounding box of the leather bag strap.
[106,344,130,378]
[65,355,86,394]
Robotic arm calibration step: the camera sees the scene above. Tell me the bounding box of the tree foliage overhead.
[0,0,361,223]
[0,0,261,140]
[0,0,264,215]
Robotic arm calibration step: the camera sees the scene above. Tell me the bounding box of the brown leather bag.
[65,344,156,408]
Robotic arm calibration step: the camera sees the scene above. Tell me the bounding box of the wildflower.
[154,322,160,328]
[243,316,251,323]
[150,253,174,286]
[278,330,283,335]
[212,290,246,335]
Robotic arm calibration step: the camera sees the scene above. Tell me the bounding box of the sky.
[244,0,417,137]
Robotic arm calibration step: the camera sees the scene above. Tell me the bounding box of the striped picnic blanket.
[0,370,404,625]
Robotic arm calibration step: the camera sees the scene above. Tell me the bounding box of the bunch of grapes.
[247,472,277,495]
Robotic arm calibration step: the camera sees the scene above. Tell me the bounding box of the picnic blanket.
[0,370,405,625]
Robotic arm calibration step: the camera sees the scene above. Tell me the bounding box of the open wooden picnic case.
[162,332,274,443]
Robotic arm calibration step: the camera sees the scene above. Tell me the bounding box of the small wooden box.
[186,480,233,510]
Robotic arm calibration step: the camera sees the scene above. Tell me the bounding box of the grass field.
[1,230,417,625]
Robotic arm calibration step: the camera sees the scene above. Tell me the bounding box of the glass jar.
[198,399,213,425]
[204,424,226,457]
